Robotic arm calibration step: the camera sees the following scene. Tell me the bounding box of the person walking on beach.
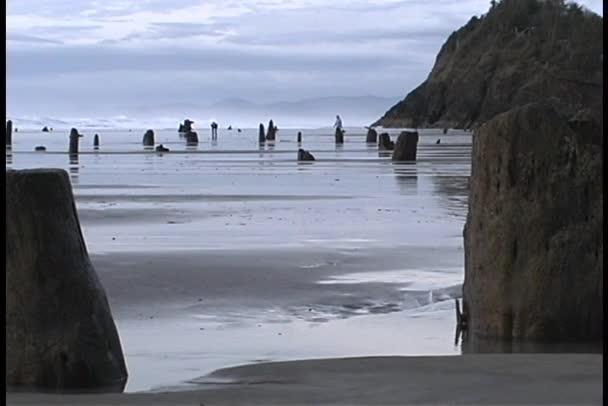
[334,115,343,132]
[210,121,218,140]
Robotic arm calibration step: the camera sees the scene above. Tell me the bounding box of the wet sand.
[7,354,602,405]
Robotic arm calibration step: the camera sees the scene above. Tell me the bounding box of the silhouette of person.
[210,121,218,140]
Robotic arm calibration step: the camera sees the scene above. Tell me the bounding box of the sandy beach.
[7,354,603,405]
[5,127,601,404]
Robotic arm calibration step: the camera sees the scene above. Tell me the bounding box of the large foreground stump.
[392,131,419,161]
[6,169,128,391]
[463,103,602,341]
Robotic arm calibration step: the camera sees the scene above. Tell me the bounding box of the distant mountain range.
[130,95,401,128]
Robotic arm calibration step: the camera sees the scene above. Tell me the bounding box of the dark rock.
[258,124,266,144]
[335,128,344,144]
[93,134,100,148]
[374,2,603,128]
[6,120,12,146]
[297,131,302,143]
[436,139,441,144]
[266,120,276,141]
[185,131,199,145]
[6,169,128,391]
[227,125,232,130]
[155,144,170,152]
[378,133,394,150]
[297,148,315,161]
[34,146,46,152]
[68,128,82,154]
[142,130,155,146]
[366,128,378,143]
[42,126,49,132]
[463,103,602,341]
[392,131,419,161]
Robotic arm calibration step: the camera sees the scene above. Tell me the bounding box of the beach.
[6,126,601,405]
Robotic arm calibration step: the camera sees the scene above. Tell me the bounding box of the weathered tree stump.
[259,124,266,144]
[297,148,315,161]
[68,128,82,155]
[142,130,155,147]
[378,132,394,150]
[366,128,377,143]
[297,131,302,143]
[392,131,419,161]
[185,131,199,145]
[34,146,46,152]
[93,134,100,148]
[6,169,128,391]
[42,126,49,132]
[6,120,13,147]
[266,120,276,141]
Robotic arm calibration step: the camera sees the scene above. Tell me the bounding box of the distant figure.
[443,128,448,135]
[334,115,343,132]
[50,127,53,132]
[297,131,302,143]
[436,139,441,144]
[14,127,18,132]
[237,128,242,133]
[42,126,49,132]
[211,121,218,140]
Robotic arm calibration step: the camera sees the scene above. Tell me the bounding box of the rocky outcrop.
[463,102,602,341]
[374,1,603,128]
[392,131,419,161]
[6,169,128,391]
[378,133,394,150]
[297,148,315,161]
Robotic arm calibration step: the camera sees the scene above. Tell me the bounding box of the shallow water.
[7,126,473,392]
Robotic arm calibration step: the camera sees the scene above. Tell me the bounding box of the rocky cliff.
[374,0,603,129]
[462,102,602,341]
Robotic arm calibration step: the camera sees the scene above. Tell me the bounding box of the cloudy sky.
[6,0,603,119]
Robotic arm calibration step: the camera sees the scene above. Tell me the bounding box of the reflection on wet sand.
[6,149,13,166]
[392,163,418,194]
[69,154,79,184]
[461,334,603,354]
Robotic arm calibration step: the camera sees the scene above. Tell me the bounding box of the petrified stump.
[297,148,315,161]
[392,131,419,161]
[6,169,128,391]
[259,124,266,144]
[335,128,344,144]
[463,103,603,341]
[378,132,394,150]
[297,131,302,143]
[142,129,155,147]
[156,144,169,152]
[185,131,199,145]
[68,128,82,154]
[42,126,49,132]
[266,120,276,141]
[366,128,377,143]
[34,146,46,152]
[6,120,13,147]
[93,134,100,148]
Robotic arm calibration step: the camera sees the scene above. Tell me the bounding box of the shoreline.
[6,354,602,405]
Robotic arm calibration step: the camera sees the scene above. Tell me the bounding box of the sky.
[6,0,604,120]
